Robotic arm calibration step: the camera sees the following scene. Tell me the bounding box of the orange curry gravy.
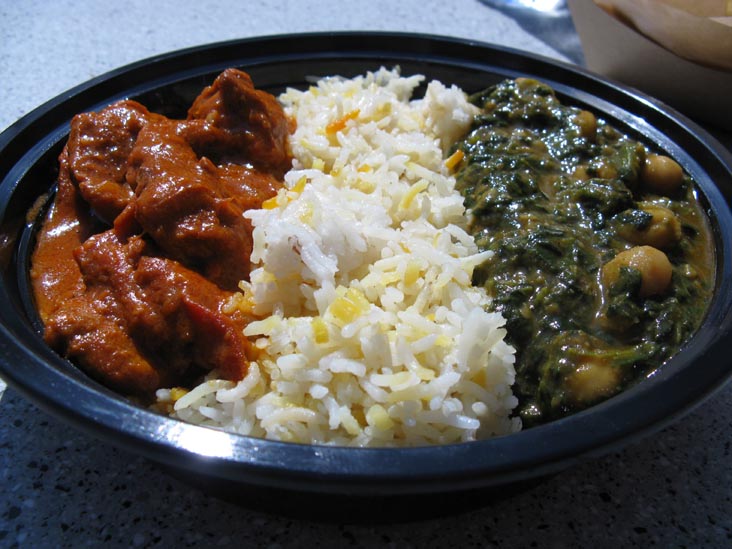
[30,69,293,398]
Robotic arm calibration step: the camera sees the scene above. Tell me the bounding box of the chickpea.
[641,154,684,195]
[567,359,620,404]
[594,160,617,180]
[573,165,589,181]
[618,204,682,249]
[515,77,538,90]
[602,245,673,297]
[574,110,597,141]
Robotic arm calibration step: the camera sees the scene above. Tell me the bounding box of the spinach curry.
[452,78,714,427]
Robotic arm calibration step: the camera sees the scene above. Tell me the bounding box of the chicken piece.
[41,290,163,396]
[31,154,162,395]
[71,230,253,394]
[67,100,159,223]
[127,119,280,289]
[185,68,293,176]
[133,254,254,383]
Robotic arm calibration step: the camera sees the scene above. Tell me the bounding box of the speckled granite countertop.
[1,1,731,547]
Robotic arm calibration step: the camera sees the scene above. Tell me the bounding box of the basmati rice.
[156,68,520,447]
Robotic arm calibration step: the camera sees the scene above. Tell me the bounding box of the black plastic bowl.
[1,33,731,502]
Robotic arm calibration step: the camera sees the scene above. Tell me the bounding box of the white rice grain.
[163,67,520,447]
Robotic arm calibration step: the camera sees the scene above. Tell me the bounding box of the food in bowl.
[31,69,291,396]
[452,78,714,426]
[28,67,714,447]
[162,69,520,446]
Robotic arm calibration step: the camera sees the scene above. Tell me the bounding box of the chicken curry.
[30,69,291,398]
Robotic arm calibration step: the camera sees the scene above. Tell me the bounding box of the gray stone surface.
[1,1,730,547]
[2,382,730,547]
[0,0,562,133]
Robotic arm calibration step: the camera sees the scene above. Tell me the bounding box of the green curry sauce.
[453,78,714,426]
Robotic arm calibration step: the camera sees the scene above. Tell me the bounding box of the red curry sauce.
[30,69,292,398]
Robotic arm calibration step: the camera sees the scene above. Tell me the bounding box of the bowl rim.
[1,31,731,496]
